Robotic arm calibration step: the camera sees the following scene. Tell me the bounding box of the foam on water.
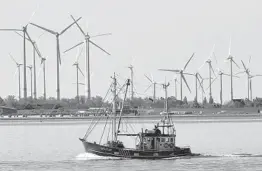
[75,153,123,160]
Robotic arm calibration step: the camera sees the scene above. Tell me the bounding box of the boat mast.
[116,79,130,140]
[112,73,117,141]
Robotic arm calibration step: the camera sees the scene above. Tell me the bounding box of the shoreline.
[0,113,261,125]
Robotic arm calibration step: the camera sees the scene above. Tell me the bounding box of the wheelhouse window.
[170,138,173,142]
[161,138,165,142]
[165,138,169,142]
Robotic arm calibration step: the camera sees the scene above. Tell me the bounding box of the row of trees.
[0,95,261,110]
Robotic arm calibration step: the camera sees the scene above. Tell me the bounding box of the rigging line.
[99,115,109,144]
[84,78,129,140]
[83,83,113,139]
[107,119,112,142]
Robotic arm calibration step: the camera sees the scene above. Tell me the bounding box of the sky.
[0,0,262,103]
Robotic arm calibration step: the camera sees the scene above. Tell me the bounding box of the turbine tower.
[40,57,47,100]
[64,15,111,102]
[9,53,23,100]
[30,16,82,100]
[27,65,33,99]
[159,53,194,101]
[73,46,85,103]
[226,36,240,101]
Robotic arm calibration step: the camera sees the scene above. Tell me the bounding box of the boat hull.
[80,138,199,159]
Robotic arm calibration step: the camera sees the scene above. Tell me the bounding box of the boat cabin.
[136,126,176,151]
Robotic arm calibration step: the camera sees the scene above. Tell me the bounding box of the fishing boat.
[79,74,199,159]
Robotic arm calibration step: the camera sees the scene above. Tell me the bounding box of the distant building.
[0,106,17,116]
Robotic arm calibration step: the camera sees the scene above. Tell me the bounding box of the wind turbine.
[40,57,47,100]
[27,65,33,99]
[199,45,216,103]
[208,68,233,105]
[0,6,39,100]
[237,57,262,101]
[15,31,44,100]
[9,53,23,100]
[64,15,111,102]
[144,74,160,102]
[184,72,204,103]
[73,46,85,104]
[226,36,240,101]
[249,74,262,101]
[159,53,195,101]
[30,16,82,100]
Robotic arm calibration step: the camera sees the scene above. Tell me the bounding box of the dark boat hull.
[80,138,199,159]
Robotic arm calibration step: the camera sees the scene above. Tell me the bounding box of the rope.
[99,115,109,144]
[83,83,113,139]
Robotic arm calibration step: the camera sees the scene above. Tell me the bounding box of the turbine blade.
[30,23,56,35]
[248,55,252,68]
[70,15,86,37]
[14,67,18,78]
[183,72,194,76]
[197,76,205,94]
[78,66,85,77]
[213,52,218,64]
[9,53,18,65]
[198,60,206,70]
[206,75,218,90]
[241,60,247,71]
[198,73,203,80]
[90,33,112,38]
[64,41,84,53]
[254,74,262,77]
[25,31,42,58]
[158,69,180,72]
[184,52,195,70]
[235,71,245,75]
[0,29,23,31]
[210,64,216,76]
[145,84,153,93]
[223,73,231,77]
[89,40,110,55]
[232,59,240,68]
[34,43,42,58]
[229,35,232,56]
[60,17,82,35]
[76,45,84,62]
[27,3,39,24]
[144,74,152,83]
[15,31,29,41]
[181,74,191,93]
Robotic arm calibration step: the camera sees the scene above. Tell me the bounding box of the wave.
[196,153,262,158]
[75,153,124,161]
[75,152,262,161]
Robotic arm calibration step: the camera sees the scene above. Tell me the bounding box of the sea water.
[0,118,262,171]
